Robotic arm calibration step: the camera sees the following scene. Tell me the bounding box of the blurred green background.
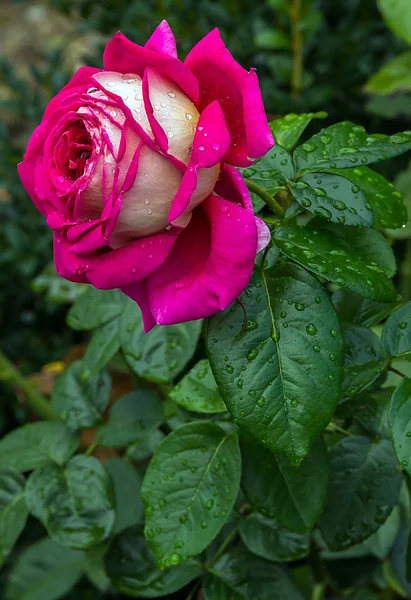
[1,0,411,373]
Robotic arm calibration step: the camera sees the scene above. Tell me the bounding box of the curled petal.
[120,281,157,332]
[215,164,253,212]
[255,217,271,253]
[43,67,101,122]
[103,31,199,104]
[185,28,274,166]
[145,194,258,325]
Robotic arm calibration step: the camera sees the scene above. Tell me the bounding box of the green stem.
[84,441,98,457]
[290,0,303,100]
[389,366,407,379]
[208,525,239,569]
[245,180,285,219]
[0,350,55,420]
[326,423,353,437]
[185,581,201,600]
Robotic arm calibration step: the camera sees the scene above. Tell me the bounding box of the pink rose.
[18,21,273,331]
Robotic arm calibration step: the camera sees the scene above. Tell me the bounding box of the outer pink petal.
[215,164,253,212]
[168,100,231,224]
[120,281,157,332]
[255,217,271,253]
[184,28,274,166]
[144,20,178,58]
[43,66,101,122]
[103,32,199,104]
[145,194,258,325]
[54,229,179,289]
[18,160,48,216]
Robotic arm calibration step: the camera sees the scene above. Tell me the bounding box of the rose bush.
[18,21,273,330]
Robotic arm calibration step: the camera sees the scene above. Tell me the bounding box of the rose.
[18,21,273,331]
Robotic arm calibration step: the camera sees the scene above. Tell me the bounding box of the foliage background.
[2,0,411,598]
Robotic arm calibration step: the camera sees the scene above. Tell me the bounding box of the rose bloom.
[18,21,273,331]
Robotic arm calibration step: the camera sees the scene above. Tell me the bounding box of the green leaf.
[270,112,327,151]
[274,226,397,303]
[32,262,87,304]
[141,422,241,568]
[315,166,407,229]
[318,436,402,550]
[389,378,411,475]
[342,325,389,399]
[5,538,84,600]
[206,262,343,465]
[242,144,294,193]
[387,160,411,239]
[105,457,143,533]
[127,429,165,461]
[320,506,401,560]
[82,318,121,379]
[105,525,201,597]
[84,545,110,592]
[332,288,395,328]
[96,390,163,448]
[255,29,290,49]
[169,360,227,413]
[291,173,374,227]
[239,513,310,562]
[26,455,115,550]
[0,468,28,567]
[382,302,411,359]
[66,287,125,331]
[203,552,305,600]
[120,301,202,383]
[378,0,411,45]
[241,436,330,532]
[338,388,392,440]
[52,361,111,429]
[365,52,411,96]
[294,122,411,173]
[0,422,80,472]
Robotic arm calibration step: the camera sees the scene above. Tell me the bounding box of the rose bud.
[18,21,274,331]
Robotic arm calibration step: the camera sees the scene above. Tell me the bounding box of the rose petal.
[215,164,253,212]
[103,31,199,104]
[120,281,157,332]
[145,194,258,325]
[43,66,101,122]
[144,20,178,58]
[110,144,183,247]
[185,28,274,166]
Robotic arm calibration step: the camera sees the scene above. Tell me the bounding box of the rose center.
[55,120,92,181]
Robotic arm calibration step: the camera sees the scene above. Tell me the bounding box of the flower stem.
[388,366,407,379]
[245,180,285,219]
[208,525,239,569]
[290,0,303,100]
[0,350,55,420]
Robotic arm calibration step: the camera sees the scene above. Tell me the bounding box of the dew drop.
[313,345,321,352]
[256,397,265,407]
[399,322,408,330]
[306,323,317,336]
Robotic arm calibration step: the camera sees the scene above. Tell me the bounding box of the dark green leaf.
[105,525,201,597]
[294,122,411,173]
[52,361,111,429]
[389,378,411,475]
[239,513,310,562]
[274,226,397,303]
[332,288,395,328]
[0,468,28,567]
[382,302,411,359]
[96,390,163,448]
[141,422,241,568]
[316,166,407,229]
[365,52,411,96]
[203,552,305,600]
[0,422,80,472]
[342,325,389,399]
[318,436,402,550]
[378,0,411,45]
[169,360,226,413]
[66,288,125,331]
[26,455,115,549]
[291,173,374,227]
[127,429,165,461]
[206,262,343,464]
[5,538,84,600]
[241,436,330,532]
[270,112,327,151]
[120,301,202,383]
[338,388,393,440]
[242,144,294,194]
[105,457,143,533]
[82,318,121,379]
